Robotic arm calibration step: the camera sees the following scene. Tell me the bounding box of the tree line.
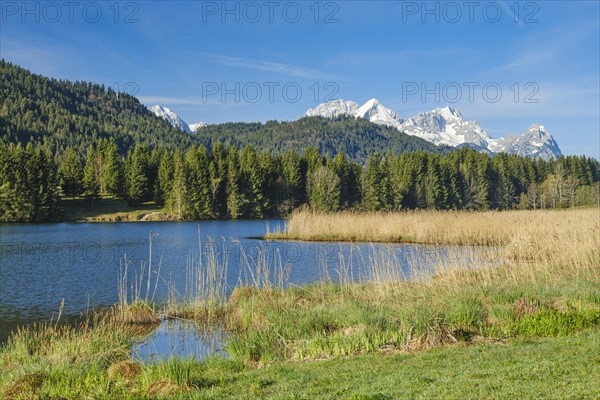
[1,60,443,165]
[1,141,598,222]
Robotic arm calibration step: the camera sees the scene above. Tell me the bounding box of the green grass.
[220,275,600,364]
[196,330,600,399]
[1,325,598,399]
[60,196,170,222]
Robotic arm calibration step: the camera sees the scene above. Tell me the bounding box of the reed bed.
[227,208,600,362]
[266,208,598,246]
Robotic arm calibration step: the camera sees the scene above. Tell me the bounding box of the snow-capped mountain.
[355,98,403,130]
[149,105,191,133]
[305,98,402,129]
[189,122,207,133]
[305,99,359,118]
[488,124,562,160]
[302,99,561,159]
[400,106,492,149]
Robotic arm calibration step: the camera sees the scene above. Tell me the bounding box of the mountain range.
[0,59,566,164]
[304,99,562,160]
[151,98,561,160]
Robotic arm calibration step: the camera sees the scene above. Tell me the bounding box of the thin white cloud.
[204,54,341,80]
[482,18,599,77]
[484,48,556,76]
[137,95,234,107]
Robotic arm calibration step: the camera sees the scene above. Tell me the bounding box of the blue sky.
[1,1,599,158]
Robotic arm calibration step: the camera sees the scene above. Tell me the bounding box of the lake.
[0,220,482,347]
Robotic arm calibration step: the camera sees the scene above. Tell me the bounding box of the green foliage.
[166,150,188,219]
[226,147,246,219]
[102,138,121,196]
[0,59,196,155]
[123,145,148,206]
[58,147,83,199]
[82,146,100,205]
[196,116,444,164]
[1,59,599,222]
[0,142,61,222]
[309,166,341,212]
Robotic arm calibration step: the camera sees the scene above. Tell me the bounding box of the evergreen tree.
[281,150,303,212]
[155,151,173,207]
[59,146,83,199]
[363,152,385,211]
[103,138,121,196]
[185,146,211,219]
[240,145,268,218]
[226,147,245,219]
[124,145,149,206]
[209,142,228,218]
[82,146,100,205]
[167,150,188,219]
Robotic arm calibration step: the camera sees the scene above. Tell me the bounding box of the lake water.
[0,220,483,352]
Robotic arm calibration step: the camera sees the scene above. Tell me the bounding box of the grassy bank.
[1,208,599,398]
[265,208,599,246]
[1,321,598,399]
[60,196,174,222]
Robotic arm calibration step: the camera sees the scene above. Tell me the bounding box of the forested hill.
[0,59,196,156]
[0,59,444,162]
[194,117,445,162]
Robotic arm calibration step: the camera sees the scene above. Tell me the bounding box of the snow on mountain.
[149,105,191,133]
[400,106,492,149]
[189,122,207,133]
[355,98,403,130]
[302,99,561,159]
[304,99,359,118]
[488,124,562,160]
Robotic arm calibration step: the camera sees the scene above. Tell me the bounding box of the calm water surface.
[0,220,480,352]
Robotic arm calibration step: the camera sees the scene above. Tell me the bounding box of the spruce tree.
[124,146,148,206]
[59,147,83,199]
[185,146,211,219]
[103,138,121,196]
[209,143,228,218]
[167,150,188,219]
[363,152,385,211]
[281,150,303,211]
[226,147,246,219]
[155,151,173,206]
[83,146,100,205]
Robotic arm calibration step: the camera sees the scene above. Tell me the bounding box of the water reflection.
[132,319,228,362]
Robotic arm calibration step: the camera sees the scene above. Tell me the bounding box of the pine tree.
[167,150,188,219]
[155,151,173,206]
[103,138,121,196]
[226,147,246,219]
[124,146,148,206]
[82,146,100,205]
[240,145,267,218]
[209,143,228,218]
[363,152,385,211]
[281,150,303,212]
[185,146,211,219]
[59,147,83,199]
